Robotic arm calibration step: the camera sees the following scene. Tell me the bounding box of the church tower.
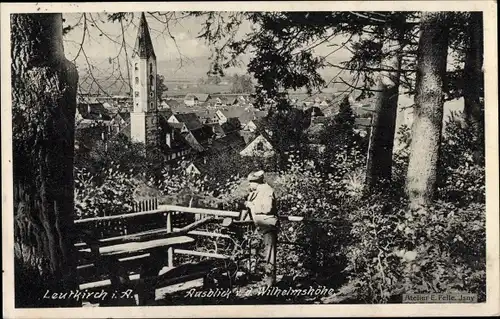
[130,12,158,146]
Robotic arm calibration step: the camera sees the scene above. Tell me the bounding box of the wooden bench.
[74,201,250,305]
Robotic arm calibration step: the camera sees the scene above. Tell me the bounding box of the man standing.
[242,170,278,286]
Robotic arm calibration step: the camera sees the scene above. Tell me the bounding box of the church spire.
[133,12,156,59]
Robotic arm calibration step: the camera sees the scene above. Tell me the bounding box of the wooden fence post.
[166,211,173,268]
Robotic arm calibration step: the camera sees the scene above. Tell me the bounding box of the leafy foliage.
[319,97,368,174]
[340,195,485,303]
[74,165,138,219]
[437,111,485,205]
[230,73,254,93]
[264,106,310,157]
[331,110,485,304]
[272,153,349,281]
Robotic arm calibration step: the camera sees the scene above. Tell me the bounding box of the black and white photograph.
[2,1,499,318]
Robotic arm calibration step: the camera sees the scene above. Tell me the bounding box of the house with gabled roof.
[113,123,131,141]
[194,109,218,124]
[76,103,112,127]
[102,101,115,111]
[209,132,246,154]
[221,118,242,135]
[236,109,262,126]
[159,100,170,109]
[158,109,173,122]
[226,97,238,106]
[183,93,200,107]
[195,93,211,103]
[215,107,247,124]
[116,111,130,122]
[207,95,238,108]
[110,109,207,162]
[109,111,130,134]
[163,99,181,109]
[164,112,213,153]
[242,120,258,132]
[183,93,211,107]
[156,117,199,160]
[239,130,256,144]
[186,160,210,175]
[168,112,203,131]
[239,134,275,158]
[205,122,226,138]
[241,110,267,132]
[181,130,205,152]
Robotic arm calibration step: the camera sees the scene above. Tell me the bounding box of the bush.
[341,119,487,304]
[74,165,138,219]
[270,151,357,282]
[339,195,486,303]
[437,111,485,205]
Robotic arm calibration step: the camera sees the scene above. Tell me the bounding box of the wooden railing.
[73,199,257,305]
[75,203,248,268]
[74,199,345,287]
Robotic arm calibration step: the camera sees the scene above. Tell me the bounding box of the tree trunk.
[11,13,79,307]
[405,12,450,208]
[365,39,403,192]
[463,12,484,144]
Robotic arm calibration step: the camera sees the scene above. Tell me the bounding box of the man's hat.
[247,170,265,183]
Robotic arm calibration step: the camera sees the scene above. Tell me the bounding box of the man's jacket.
[246,183,278,230]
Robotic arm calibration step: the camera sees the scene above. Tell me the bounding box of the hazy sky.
[62,12,352,81]
[61,11,464,114]
[63,12,219,79]
[64,13,213,60]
